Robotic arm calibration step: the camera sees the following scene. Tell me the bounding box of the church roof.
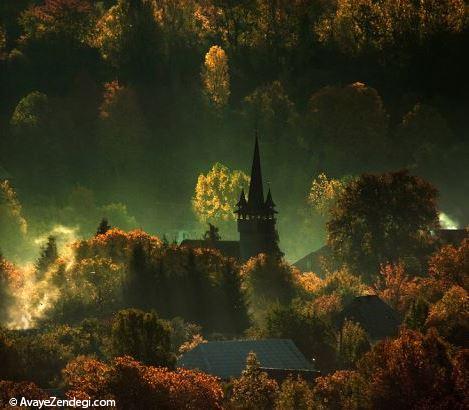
[180,239,240,260]
[177,339,315,380]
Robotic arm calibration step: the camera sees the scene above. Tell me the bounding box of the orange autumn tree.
[0,381,47,405]
[374,262,421,313]
[358,329,464,409]
[428,238,469,293]
[425,285,468,347]
[73,228,163,262]
[63,355,224,409]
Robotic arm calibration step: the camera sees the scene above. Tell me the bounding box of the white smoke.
[6,224,80,329]
[439,212,459,229]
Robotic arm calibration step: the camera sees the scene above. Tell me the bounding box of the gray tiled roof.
[177,339,314,380]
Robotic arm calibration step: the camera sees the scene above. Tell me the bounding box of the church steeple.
[237,134,280,261]
[247,135,265,213]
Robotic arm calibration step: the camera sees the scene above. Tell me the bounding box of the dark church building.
[181,137,280,262]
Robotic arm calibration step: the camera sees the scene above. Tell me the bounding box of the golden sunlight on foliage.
[202,45,230,108]
[74,228,162,261]
[296,271,323,294]
[310,293,343,319]
[178,333,207,355]
[374,262,422,313]
[426,285,468,346]
[428,238,469,292]
[193,162,249,223]
[0,180,28,235]
[316,0,466,55]
[92,3,126,62]
[308,173,347,217]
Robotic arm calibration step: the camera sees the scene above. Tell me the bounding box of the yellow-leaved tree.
[192,163,249,236]
[202,45,230,108]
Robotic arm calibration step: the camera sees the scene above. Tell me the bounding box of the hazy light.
[439,212,459,229]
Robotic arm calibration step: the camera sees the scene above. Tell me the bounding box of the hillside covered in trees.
[0,1,468,409]
[1,0,469,261]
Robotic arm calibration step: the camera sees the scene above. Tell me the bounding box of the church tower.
[235,136,280,262]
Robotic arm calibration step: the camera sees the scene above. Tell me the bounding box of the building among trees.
[182,136,281,261]
[177,339,318,382]
[336,295,401,344]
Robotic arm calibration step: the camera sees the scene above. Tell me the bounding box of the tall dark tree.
[220,259,250,334]
[327,170,440,282]
[203,223,221,243]
[96,217,111,236]
[36,236,58,278]
[110,308,175,368]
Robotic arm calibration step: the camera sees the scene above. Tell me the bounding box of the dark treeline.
[1,0,468,260]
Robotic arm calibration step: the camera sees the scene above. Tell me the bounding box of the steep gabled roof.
[337,295,401,340]
[264,188,277,213]
[177,339,315,380]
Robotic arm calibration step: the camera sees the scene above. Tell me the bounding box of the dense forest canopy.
[1,0,468,262]
[1,3,469,407]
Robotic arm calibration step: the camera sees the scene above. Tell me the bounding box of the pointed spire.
[247,133,265,212]
[265,187,276,210]
[236,188,247,209]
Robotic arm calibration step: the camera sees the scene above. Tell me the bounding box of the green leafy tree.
[404,297,429,332]
[338,320,370,369]
[241,254,297,321]
[304,82,389,175]
[259,304,336,372]
[110,308,175,368]
[327,170,439,281]
[396,104,454,171]
[94,0,162,82]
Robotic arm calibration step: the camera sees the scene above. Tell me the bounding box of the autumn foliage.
[0,380,47,407]
[358,329,464,409]
[63,355,224,409]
